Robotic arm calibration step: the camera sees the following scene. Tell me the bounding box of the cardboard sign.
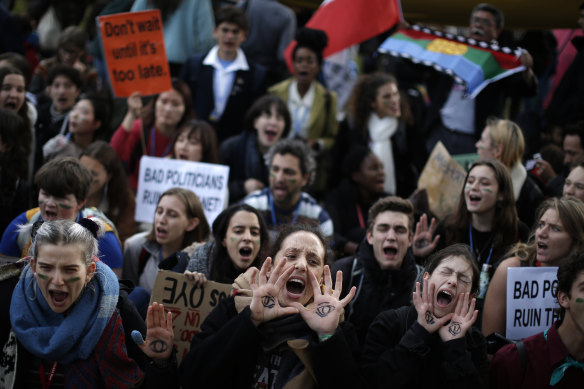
[417,142,467,219]
[135,156,230,225]
[150,270,233,363]
[506,267,560,340]
[97,10,171,97]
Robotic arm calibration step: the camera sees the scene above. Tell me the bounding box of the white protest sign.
[135,156,229,224]
[506,267,560,340]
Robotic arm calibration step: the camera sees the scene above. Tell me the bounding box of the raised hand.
[249,257,299,326]
[438,292,478,342]
[412,213,440,258]
[184,270,208,287]
[291,265,355,338]
[127,92,143,118]
[413,278,452,333]
[134,302,174,361]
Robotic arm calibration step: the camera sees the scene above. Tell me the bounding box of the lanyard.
[149,127,173,157]
[39,361,58,389]
[468,223,494,265]
[269,191,301,226]
[356,204,365,229]
[293,105,310,137]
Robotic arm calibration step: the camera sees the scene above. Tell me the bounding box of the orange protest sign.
[98,10,171,97]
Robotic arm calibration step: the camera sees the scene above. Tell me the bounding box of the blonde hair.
[486,117,525,168]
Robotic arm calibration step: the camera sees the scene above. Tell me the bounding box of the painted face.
[352,153,385,194]
[255,105,286,149]
[372,82,401,118]
[174,128,202,162]
[79,156,110,200]
[0,74,25,113]
[535,209,573,266]
[155,89,185,130]
[69,99,99,135]
[271,231,325,307]
[475,127,498,160]
[559,271,584,331]
[48,75,80,113]
[367,211,412,270]
[213,22,246,59]
[154,194,198,248]
[563,166,584,202]
[293,47,320,86]
[31,243,95,314]
[469,10,500,42]
[223,211,262,271]
[269,153,308,209]
[426,256,474,318]
[38,189,83,221]
[464,165,501,216]
[563,135,584,167]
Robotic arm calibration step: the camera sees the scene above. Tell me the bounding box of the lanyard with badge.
[469,224,494,299]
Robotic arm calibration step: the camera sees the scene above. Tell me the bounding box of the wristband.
[319,333,333,342]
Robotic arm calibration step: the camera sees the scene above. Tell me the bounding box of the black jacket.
[180,52,267,143]
[332,240,418,345]
[362,305,489,389]
[174,296,362,388]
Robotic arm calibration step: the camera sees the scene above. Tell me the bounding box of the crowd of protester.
[1,0,584,387]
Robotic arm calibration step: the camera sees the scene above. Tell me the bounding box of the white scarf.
[368,113,398,195]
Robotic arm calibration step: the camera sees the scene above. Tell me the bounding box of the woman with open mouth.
[1,218,143,387]
[122,187,210,317]
[268,27,338,197]
[362,244,487,388]
[169,119,219,164]
[42,94,108,162]
[142,224,360,388]
[413,160,529,318]
[482,197,584,339]
[183,204,269,287]
[220,94,291,204]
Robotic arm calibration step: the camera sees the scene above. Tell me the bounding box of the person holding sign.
[110,79,194,191]
[0,219,143,388]
[489,252,584,388]
[413,160,528,315]
[122,187,210,315]
[142,224,361,388]
[362,244,488,388]
[482,197,584,338]
[184,203,269,286]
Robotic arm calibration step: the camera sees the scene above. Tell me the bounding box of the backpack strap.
[516,340,527,383]
[137,247,150,279]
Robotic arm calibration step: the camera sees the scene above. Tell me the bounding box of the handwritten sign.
[150,270,232,363]
[417,142,467,219]
[506,267,560,340]
[136,156,229,225]
[97,10,171,97]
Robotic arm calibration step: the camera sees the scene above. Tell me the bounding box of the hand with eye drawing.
[290,265,356,339]
[438,292,478,342]
[412,213,440,258]
[413,278,453,334]
[249,257,299,326]
[136,302,174,361]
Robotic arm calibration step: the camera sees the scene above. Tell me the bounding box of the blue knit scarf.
[9,261,119,365]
